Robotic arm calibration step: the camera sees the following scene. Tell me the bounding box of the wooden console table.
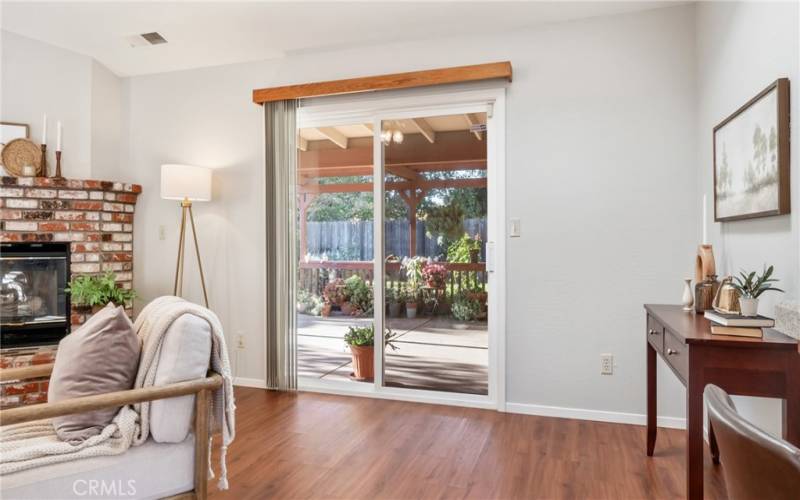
[644,304,800,499]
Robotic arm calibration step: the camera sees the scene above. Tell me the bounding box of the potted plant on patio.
[322,278,345,317]
[469,234,482,263]
[386,286,402,318]
[344,275,373,316]
[730,265,783,317]
[344,323,398,381]
[422,263,447,289]
[446,233,482,263]
[402,256,426,319]
[451,290,481,322]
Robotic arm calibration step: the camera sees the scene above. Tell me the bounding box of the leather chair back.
[705,384,800,500]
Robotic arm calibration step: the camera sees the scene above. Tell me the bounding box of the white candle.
[42,114,47,144]
[702,194,708,245]
[56,122,62,151]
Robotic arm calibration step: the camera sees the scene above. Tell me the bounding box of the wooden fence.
[305,218,486,260]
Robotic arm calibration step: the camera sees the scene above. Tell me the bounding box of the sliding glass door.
[295,89,504,407]
[296,121,375,384]
[381,113,489,395]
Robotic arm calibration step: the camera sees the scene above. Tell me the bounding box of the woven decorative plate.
[1,138,42,177]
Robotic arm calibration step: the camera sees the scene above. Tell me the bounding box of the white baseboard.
[233,377,267,389]
[506,402,686,429]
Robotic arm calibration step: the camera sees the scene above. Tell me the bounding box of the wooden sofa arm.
[0,363,55,382]
[0,372,222,426]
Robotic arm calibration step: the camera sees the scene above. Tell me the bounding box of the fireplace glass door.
[1,243,70,347]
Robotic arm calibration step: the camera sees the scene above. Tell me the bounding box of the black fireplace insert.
[0,242,71,348]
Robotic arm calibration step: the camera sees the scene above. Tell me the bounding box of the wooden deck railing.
[298,260,487,302]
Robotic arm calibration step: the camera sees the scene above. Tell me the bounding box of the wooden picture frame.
[713,78,790,222]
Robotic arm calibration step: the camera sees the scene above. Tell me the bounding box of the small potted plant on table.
[730,265,783,317]
[66,271,136,313]
[344,324,398,381]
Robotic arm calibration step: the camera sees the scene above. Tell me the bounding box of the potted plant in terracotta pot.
[730,265,783,317]
[322,278,345,317]
[66,271,136,314]
[344,323,398,381]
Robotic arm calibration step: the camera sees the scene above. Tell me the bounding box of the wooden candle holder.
[54,151,63,179]
[695,244,715,284]
[40,144,47,177]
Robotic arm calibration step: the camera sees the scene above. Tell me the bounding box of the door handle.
[486,242,495,273]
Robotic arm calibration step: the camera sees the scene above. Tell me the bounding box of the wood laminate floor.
[209,388,728,499]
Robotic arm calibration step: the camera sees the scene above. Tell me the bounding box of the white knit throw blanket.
[0,296,236,491]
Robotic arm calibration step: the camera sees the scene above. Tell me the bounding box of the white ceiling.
[1,1,681,77]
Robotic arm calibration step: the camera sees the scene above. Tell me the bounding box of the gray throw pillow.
[48,303,141,443]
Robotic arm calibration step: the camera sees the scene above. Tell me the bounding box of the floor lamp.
[161,164,212,307]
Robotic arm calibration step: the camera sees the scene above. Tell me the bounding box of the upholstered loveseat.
[0,313,222,500]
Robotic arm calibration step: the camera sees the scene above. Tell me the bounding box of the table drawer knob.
[648,328,658,335]
[667,348,678,356]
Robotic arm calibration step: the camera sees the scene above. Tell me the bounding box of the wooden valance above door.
[252,61,512,104]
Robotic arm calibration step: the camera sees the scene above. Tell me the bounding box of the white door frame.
[296,86,507,411]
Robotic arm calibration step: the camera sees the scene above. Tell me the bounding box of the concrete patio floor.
[298,313,488,395]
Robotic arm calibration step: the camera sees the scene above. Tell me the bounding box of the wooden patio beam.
[409,118,435,143]
[316,127,348,149]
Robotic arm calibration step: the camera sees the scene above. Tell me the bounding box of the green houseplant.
[730,265,784,317]
[402,256,426,318]
[344,324,398,380]
[386,286,402,318]
[66,271,137,312]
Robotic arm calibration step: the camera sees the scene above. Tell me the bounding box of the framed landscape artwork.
[713,78,790,221]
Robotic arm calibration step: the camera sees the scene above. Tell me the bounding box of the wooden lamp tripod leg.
[174,203,188,296]
[187,204,209,308]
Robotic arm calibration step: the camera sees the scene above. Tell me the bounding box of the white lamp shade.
[160,164,212,201]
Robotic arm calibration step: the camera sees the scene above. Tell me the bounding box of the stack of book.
[704,310,775,338]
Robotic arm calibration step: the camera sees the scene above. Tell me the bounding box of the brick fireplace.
[0,176,141,406]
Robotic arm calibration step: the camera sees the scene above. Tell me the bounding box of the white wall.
[696,0,800,436]
[90,60,123,181]
[121,4,696,421]
[0,31,122,180]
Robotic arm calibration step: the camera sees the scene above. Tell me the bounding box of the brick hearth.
[0,176,141,407]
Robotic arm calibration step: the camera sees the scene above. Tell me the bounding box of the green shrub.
[297,289,323,316]
[451,291,481,321]
[344,275,373,315]
[447,233,481,263]
[66,271,136,308]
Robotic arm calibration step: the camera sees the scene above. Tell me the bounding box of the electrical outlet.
[236,335,245,349]
[600,354,614,375]
[158,225,166,240]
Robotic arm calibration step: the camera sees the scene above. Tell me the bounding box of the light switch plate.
[509,218,521,237]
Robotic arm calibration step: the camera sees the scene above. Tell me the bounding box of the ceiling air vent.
[140,32,168,45]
